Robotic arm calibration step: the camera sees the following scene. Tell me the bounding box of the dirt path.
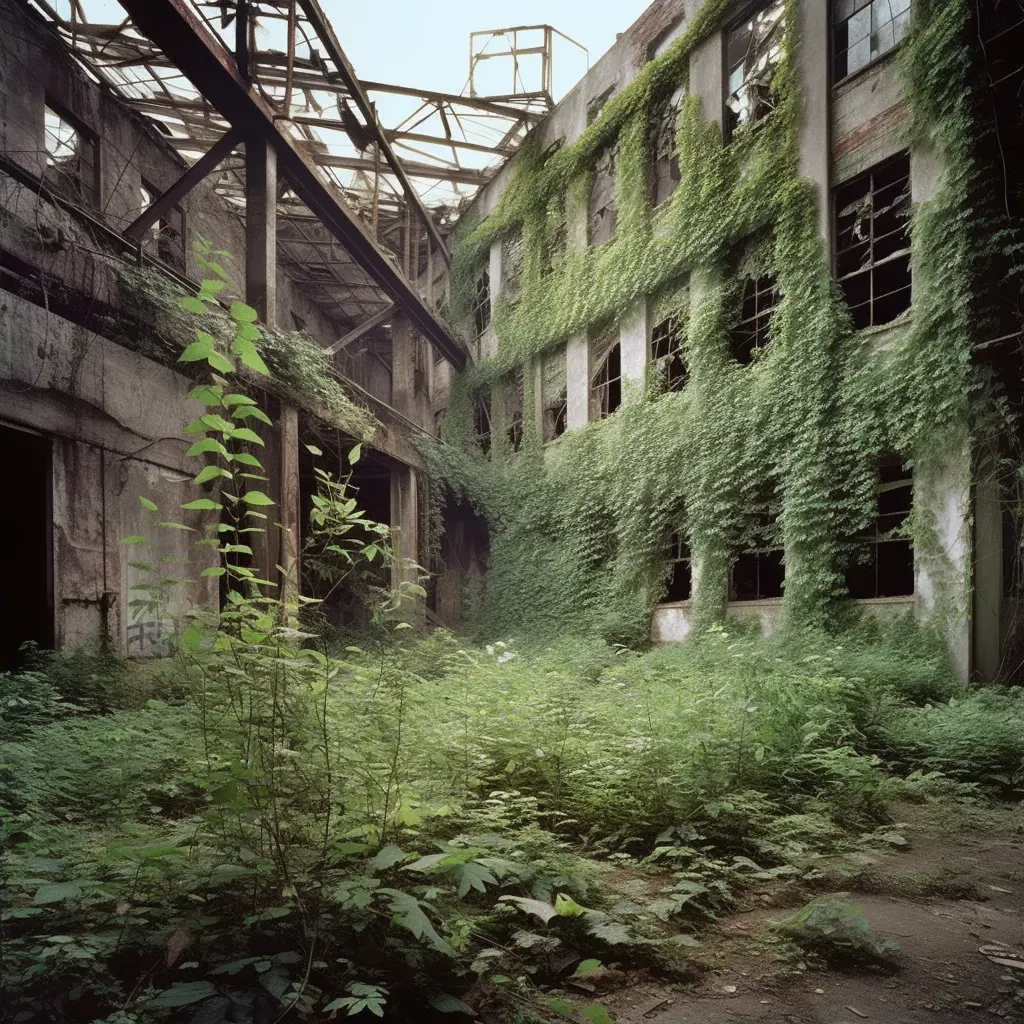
[601,804,1024,1024]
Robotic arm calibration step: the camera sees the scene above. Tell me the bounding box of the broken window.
[725,1,785,140]
[413,334,429,396]
[664,531,693,602]
[730,512,785,601]
[434,408,446,435]
[140,177,186,272]
[505,375,524,452]
[835,154,911,330]
[590,323,622,419]
[471,269,491,339]
[846,460,914,598]
[651,88,684,207]
[542,347,568,441]
[544,194,568,276]
[589,145,617,246]
[474,394,492,456]
[834,0,911,82]
[501,231,525,301]
[651,314,688,391]
[730,276,780,364]
[44,100,98,206]
[587,85,616,125]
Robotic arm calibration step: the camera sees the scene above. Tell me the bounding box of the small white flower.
[497,651,516,664]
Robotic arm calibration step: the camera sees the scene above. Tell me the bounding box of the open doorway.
[0,425,54,668]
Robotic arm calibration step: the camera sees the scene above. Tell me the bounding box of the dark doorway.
[0,425,54,668]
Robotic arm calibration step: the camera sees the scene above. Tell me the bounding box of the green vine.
[427,0,993,647]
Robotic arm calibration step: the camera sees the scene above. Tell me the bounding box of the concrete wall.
[441,0,981,679]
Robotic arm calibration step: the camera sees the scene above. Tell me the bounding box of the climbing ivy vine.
[426,0,993,646]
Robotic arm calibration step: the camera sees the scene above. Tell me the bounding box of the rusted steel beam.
[360,80,546,122]
[324,303,395,356]
[116,0,468,369]
[295,0,451,266]
[125,126,243,242]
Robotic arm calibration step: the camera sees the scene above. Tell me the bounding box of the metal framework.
[24,0,558,365]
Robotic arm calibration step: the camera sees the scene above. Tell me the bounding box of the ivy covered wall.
[425,0,993,656]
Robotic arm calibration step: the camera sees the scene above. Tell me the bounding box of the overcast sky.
[330,0,654,102]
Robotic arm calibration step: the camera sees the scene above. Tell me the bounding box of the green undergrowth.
[427,0,998,647]
[3,622,1022,1023]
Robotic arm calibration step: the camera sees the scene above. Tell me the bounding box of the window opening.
[0,426,54,669]
[474,395,492,456]
[589,145,617,245]
[413,334,429,396]
[725,0,785,140]
[587,85,615,125]
[141,177,186,272]
[846,460,914,598]
[471,269,491,338]
[651,314,688,390]
[731,508,784,601]
[542,347,568,441]
[501,231,525,300]
[44,100,98,207]
[835,154,911,330]
[730,275,780,364]
[664,531,693,602]
[651,88,684,207]
[834,0,911,82]
[590,325,622,419]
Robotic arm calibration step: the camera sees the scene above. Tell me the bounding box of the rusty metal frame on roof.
[24,0,554,366]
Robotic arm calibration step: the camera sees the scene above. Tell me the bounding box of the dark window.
[44,100,98,207]
[434,408,446,435]
[835,154,911,330]
[725,1,786,140]
[730,276,780,364]
[140,178,186,272]
[587,85,615,125]
[651,89,684,207]
[413,335,429,396]
[474,395,492,455]
[542,347,568,441]
[545,199,568,276]
[472,269,491,339]
[590,329,622,419]
[0,426,54,669]
[846,461,914,598]
[834,0,911,82]
[665,532,693,602]
[501,231,525,300]
[651,314,688,390]
[589,145,617,245]
[731,510,784,601]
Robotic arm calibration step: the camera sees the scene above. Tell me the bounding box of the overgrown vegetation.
[426,0,995,645]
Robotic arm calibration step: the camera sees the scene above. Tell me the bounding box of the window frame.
[846,460,915,599]
[589,338,622,420]
[832,0,912,85]
[664,531,693,603]
[722,0,787,143]
[473,394,492,456]
[730,275,780,364]
[471,268,491,340]
[650,313,688,391]
[43,96,100,208]
[833,153,912,331]
[730,507,784,602]
[140,176,187,272]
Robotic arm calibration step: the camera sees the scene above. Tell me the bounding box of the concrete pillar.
[390,465,422,616]
[689,31,723,131]
[245,137,299,606]
[797,0,831,242]
[620,299,648,398]
[915,444,972,684]
[391,312,415,420]
[974,447,1003,683]
[566,333,590,429]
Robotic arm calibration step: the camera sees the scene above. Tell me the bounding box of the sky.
[327,0,655,103]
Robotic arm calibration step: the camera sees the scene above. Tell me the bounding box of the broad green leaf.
[581,1005,613,1024]
[231,406,272,425]
[201,567,226,578]
[349,443,362,465]
[573,959,602,978]
[230,301,259,323]
[427,992,474,1014]
[242,490,275,506]
[149,982,217,1007]
[207,350,235,375]
[179,296,207,314]
[554,893,587,917]
[182,499,222,511]
[231,428,265,446]
[222,393,257,407]
[201,414,235,433]
[188,384,224,406]
[369,845,407,871]
[179,340,213,362]
[158,522,194,531]
[121,536,147,546]
[233,337,270,376]
[139,496,158,511]
[499,895,557,923]
[236,321,261,342]
[186,438,230,458]
[33,882,82,904]
[231,452,264,467]
[194,465,232,486]
[305,443,323,456]
[453,861,497,898]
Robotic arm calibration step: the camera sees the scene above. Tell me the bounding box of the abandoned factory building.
[2,0,1024,683]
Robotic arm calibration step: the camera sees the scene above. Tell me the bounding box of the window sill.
[851,314,912,341]
[655,599,693,609]
[851,594,915,605]
[727,596,784,608]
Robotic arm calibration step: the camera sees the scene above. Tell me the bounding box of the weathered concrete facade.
[0,0,440,666]
[432,0,1010,683]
